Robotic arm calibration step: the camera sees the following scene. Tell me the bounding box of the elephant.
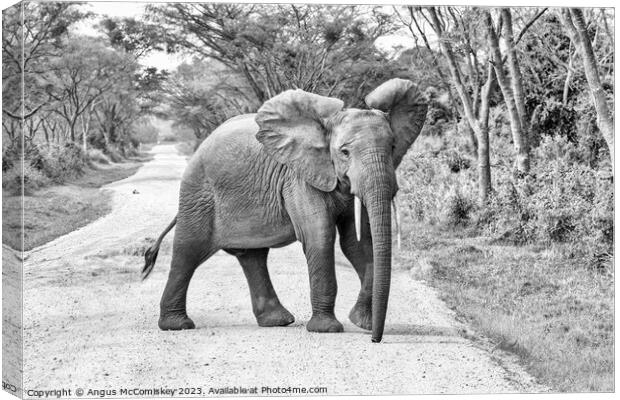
[142,78,427,343]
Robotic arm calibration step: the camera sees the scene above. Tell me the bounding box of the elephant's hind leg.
[231,248,295,327]
[159,236,217,330]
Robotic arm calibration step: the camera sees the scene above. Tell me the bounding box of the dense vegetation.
[2,3,163,193]
[2,3,613,391]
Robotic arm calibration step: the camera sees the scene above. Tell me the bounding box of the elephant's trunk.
[359,153,395,343]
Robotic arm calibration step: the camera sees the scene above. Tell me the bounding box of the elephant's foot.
[256,306,295,327]
[158,313,196,330]
[349,301,372,331]
[307,313,344,333]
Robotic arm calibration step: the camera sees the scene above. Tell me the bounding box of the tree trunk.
[426,7,491,202]
[562,43,575,106]
[476,64,495,203]
[561,8,614,165]
[501,9,528,131]
[81,115,88,154]
[461,120,479,156]
[409,7,476,155]
[485,11,530,174]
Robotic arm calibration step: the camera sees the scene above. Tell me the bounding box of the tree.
[415,7,495,202]
[394,6,477,153]
[147,4,398,105]
[560,8,614,165]
[484,9,530,174]
[99,16,166,59]
[160,58,253,141]
[2,2,88,147]
[45,37,137,150]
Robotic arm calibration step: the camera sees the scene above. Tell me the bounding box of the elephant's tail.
[142,216,177,280]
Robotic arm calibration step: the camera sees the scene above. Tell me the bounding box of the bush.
[132,121,159,144]
[400,135,613,269]
[443,150,471,173]
[87,149,111,164]
[535,100,578,143]
[104,146,124,163]
[398,145,478,227]
[34,143,87,183]
[476,136,613,262]
[442,186,475,227]
[2,164,50,195]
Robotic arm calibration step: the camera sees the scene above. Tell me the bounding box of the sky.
[74,2,418,71]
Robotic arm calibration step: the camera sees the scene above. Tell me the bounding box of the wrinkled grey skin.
[143,79,427,342]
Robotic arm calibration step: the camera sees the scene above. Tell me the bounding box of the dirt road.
[22,144,543,396]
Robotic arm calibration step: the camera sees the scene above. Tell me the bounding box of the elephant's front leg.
[337,207,373,331]
[286,188,343,333]
[303,235,344,333]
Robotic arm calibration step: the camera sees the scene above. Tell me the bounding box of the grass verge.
[397,222,614,392]
[2,159,147,251]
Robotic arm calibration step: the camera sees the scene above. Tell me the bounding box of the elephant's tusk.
[354,196,362,241]
[392,197,401,251]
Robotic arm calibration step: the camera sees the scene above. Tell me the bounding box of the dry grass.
[2,161,144,251]
[397,222,614,392]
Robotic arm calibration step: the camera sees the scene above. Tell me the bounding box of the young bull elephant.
[143,78,427,343]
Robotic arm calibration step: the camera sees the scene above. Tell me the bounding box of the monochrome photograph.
[2,1,614,397]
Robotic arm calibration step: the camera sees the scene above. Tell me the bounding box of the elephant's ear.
[365,79,428,168]
[255,89,343,192]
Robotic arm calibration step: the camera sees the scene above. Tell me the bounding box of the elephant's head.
[255,79,428,342]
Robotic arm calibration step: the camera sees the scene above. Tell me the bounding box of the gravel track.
[21,144,544,396]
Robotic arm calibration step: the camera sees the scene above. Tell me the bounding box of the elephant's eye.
[341,149,350,157]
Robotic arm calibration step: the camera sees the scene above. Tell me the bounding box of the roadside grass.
[397,222,614,392]
[2,160,145,251]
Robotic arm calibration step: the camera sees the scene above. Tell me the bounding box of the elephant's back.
[183,114,263,184]
[200,113,260,154]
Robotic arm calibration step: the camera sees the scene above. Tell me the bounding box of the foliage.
[87,149,111,165]
[159,58,251,141]
[443,149,471,173]
[31,143,87,183]
[479,137,613,256]
[2,2,90,122]
[99,16,166,58]
[2,3,164,190]
[397,147,478,227]
[2,164,50,195]
[442,186,475,226]
[400,132,613,271]
[131,120,160,144]
[147,4,404,107]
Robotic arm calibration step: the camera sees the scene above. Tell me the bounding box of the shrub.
[87,149,111,164]
[34,143,87,183]
[443,150,471,173]
[2,164,50,195]
[476,136,613,264]
[441,186,475,227]
[132,121,159,144]
[104,146,124,163]
[535,100,578,143]
[398,146,477,227]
